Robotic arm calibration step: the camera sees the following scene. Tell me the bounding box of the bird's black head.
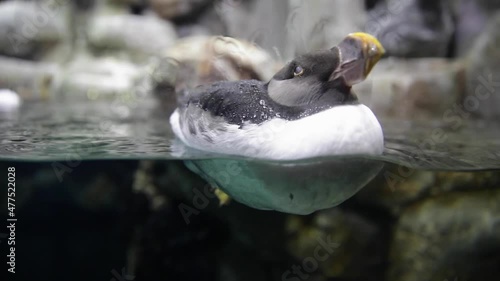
[267,33,385,107]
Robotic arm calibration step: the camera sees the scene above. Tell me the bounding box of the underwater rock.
[0,0,70,60]
[355,164,500,215]
[133,201,229,281]
[465,11,500,120]
[87,13,177,56]
[353,165,435,215]
[365,0,454,58]
[387,189,500,281]
[285,208,389,280]
[354,58,465,119]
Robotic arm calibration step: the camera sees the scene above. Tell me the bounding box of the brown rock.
[354,58,466,120]
[387,189,500,281]
[285,208,388,280]
[148,0,211,20]
[355,164,500,215]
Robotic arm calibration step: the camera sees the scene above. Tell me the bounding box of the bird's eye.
[294,66,304,77]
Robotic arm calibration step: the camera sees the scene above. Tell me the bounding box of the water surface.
[1,100,499,170]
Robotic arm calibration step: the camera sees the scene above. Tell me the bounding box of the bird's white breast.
[170,104,383,160]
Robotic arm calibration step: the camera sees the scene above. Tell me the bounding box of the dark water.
[1,100,499,170]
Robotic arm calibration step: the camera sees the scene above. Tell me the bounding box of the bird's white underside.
[170,104,384,160]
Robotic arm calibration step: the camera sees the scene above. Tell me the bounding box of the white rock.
[87,14,177,56]
[0,1,69,58]
[0,89,21,111]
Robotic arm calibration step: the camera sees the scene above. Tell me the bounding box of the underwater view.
[1,0,500,280]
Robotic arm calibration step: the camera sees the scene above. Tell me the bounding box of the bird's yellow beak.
[331,32,385,86]
[348,32,385,77]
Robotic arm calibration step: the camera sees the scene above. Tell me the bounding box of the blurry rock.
[432,170,500,193]
[285,208,388,280]
[60,56,142,100]
[354,58,466,119]
[148,0,226,37]
[286,0,365,56]
[87,13,177,56]
[216,0,287,58]
[132,160,213,210]
[153,36,278,112]
[454,0,500,56]
[145,36,279,112]
[387,189,500,281]
[148,0,212,20]
[465,12,500,120]
[165,36,277,85]
[354,165,435,215]
[133,202,229,281]
[453,0,488,56]
[366,0,454,58]
[0,56,59,101]
[0,0,70,59]
[175,2,226,37]
[355,164,500,215]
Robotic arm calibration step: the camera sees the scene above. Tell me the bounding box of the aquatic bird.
[170,33,385,160]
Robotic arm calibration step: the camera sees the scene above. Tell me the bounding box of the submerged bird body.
[170,33,386,160]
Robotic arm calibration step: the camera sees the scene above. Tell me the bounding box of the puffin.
[170,32,385,160]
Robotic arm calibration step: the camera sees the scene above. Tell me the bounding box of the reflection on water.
[1,101,499,170]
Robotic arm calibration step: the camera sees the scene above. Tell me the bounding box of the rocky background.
[1,1,500,281]
[1,0,500,120]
